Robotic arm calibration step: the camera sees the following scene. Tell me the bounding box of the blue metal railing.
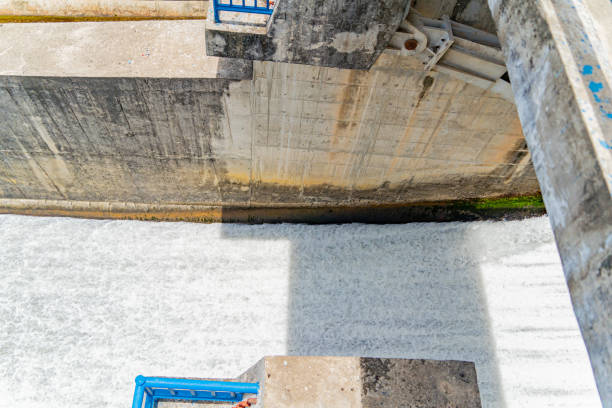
[212,0,274,23]
[132,375,259,408]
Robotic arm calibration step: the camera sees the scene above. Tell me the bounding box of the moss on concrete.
[461,194,545,210]
[0,15,204,23]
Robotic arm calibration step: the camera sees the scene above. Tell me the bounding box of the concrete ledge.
[239,356,482,408]
[0,197,546,223]
[0,0,208,17]
[0,20,251,79]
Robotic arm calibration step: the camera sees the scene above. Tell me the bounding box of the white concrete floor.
[0,215,601,408]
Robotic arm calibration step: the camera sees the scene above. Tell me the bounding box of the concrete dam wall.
[0,20,539,221]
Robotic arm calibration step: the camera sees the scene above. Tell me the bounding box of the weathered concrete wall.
[488,0,612,405]
[0,0,207,17]
[0,20,539,214]
[0,76,248,203]
[240,356,482,408]
[245,57,536,205]
[205,0,411,69]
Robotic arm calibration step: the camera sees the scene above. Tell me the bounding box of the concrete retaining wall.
[0,20,539,215]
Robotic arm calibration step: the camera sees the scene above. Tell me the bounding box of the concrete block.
[239,356,482,408]
[206,0,411,70]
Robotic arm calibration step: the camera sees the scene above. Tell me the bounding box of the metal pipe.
[144,393,154,408]
[138,376,260,395]
[213,0,220,23]
[214,5,273,15]
[150,394,242,403]
[132,376,146,408]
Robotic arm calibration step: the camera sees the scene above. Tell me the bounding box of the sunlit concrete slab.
[0,20,248,78]
[0,0,208,17]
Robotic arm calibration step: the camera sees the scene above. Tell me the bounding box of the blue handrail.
[212,0,274,23]
[132,375,259,408]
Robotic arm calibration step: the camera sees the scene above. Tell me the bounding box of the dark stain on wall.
[0,76,239,203]
[359,358,482,408]
[451,0,472,19]
[416,75,434,107]
[360,358,393,397]
[216,57,254,80]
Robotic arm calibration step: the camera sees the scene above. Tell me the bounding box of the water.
[0,215,601,408]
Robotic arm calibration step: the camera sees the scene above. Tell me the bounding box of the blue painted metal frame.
[132,376,259,408]
[212,0,273,23]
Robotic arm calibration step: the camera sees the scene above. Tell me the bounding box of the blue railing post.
[131,375,260,407]
[214,0,220,24]
[144,392,153,408]
[132,376,146,408]
[212,0,274,24]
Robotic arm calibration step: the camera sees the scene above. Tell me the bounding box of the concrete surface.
[0,0,207,17]
[0,215,600,408]
[239,356,481,408]
[0,20,539,213]
[489,0,612,405]
[241,356,363,408]
[412,0,497,34]
[0,21,249,78]
[205,0,411,69]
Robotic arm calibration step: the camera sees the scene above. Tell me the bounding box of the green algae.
[467,195,545,210]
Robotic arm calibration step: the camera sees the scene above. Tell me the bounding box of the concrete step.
[238,356,482,408]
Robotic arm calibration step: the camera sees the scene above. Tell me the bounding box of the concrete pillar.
[487,0,612,405]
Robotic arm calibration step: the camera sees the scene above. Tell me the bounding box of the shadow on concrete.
[220,221,505,407]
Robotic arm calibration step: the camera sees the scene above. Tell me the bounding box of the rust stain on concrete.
[329,71,370,164]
